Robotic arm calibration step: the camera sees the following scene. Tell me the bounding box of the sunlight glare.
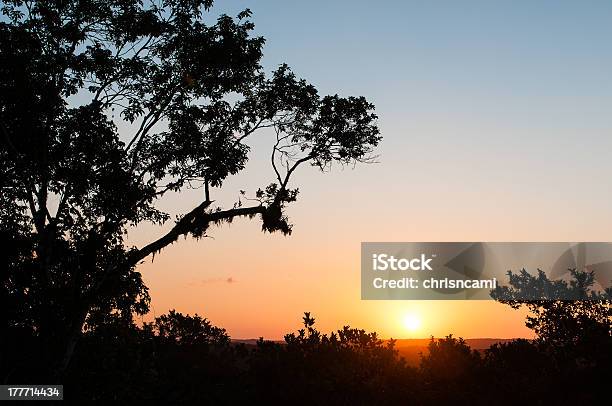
[403,314,421,332]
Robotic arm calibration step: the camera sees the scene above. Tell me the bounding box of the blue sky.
[215,1,612,121]
[199,0,612,234]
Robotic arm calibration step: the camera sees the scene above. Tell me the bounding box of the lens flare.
[403,314,421,332]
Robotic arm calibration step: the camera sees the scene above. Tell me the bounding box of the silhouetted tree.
[492,267,612,400]
[420,335,481,380]
[67,310,236,402]
[492,269,611,348]
[419,334,482,403]
[0,0,380,380]
[482,339,556,404]
[152,309,229,346]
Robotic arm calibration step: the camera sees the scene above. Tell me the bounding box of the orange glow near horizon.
[132,192,541,341]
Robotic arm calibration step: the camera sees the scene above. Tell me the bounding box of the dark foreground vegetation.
[4,271,611,405]
[44,308,612,404]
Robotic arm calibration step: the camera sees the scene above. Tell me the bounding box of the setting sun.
[403,314,421,332]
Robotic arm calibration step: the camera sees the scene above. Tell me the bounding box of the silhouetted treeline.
[3,309,603,404]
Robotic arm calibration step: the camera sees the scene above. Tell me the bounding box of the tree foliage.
[0,0,380,378]
[492,269,611,350]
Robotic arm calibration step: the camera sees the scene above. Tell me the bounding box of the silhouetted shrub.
[419,335,483,404]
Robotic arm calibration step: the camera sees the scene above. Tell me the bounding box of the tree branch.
[129,202,265,266]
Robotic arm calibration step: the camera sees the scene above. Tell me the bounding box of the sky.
[131,0,612,339]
